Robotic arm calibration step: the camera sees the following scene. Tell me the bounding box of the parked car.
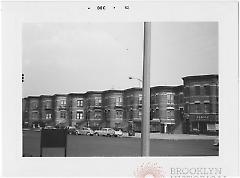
[44,126,56,130]
[192,128,200,135]
[94,129,103,136]
[94,128,115,137]
[67,126,78,135]
[77,127,94,136]
[114,129,123,137]
[103,128,115,137]
[213,138,219,147]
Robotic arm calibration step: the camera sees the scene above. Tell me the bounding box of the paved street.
[23,130,218,157]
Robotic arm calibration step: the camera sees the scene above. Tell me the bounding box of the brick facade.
[22,74,218,135]
[183,75,218,134]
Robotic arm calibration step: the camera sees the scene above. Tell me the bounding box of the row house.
[183,74,218,134]
[39,95,54,126]
[67,93,85,127]
[123,88,142,132]
[102,90,125,129]
[53,94,69,127]
[22,74,219,135]
[173,85,185,133]
[150,86,175,133]
[84,91,103,129]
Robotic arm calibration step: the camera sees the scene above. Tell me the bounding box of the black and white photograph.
[1,1,239,177]
[22,22,219,157]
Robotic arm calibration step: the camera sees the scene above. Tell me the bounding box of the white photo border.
[1,1,239,177]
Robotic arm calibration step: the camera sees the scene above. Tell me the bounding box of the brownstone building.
[84,91,103,129]
[39,95,54,126]
[67,93,85,127]
[102,90,125,129]
[22,74,219,135]
[53,94,69,127]
[27,96,40,127]
[123,88,142,132]
[22,98,29,127]
[150,86,175,133]
[173,85,184,133]
[183,74,218,134]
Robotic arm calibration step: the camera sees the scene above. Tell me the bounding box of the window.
[32,102,38,109]
[204,103,210,113]
[116,110,123,118]
[94,111,101,120]
[179,94,184,103]
[189,104,195,113]
[32,112,38,119]
[184,87,190,97]
[130,96,134,105]
[195,86,200,96]
[77,100,83,107]
[60,100,66,106]
[155,108,159,118]
[60,111,66,118]
[45,102,51,109]
[95,97,102,106]
[116,97,122,106]
[167,110,174,118]
[195,103,201,113]
[204,85,210,95]
[184,104,189,113]
[138,110,142,118]
[167,93,174,104]
[46,113,52,119]
[139,94,142,105]
[76,111,83,119]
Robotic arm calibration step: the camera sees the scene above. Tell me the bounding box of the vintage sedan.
[77,127,94,136]
[94,128,115,137]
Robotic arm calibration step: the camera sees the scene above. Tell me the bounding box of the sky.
[22,22,218,97]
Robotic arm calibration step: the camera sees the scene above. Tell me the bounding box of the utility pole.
[141,22,151,156]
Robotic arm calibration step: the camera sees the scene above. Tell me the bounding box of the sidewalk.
[122,132,218,140]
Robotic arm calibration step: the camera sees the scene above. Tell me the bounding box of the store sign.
[189,114,218,121]
[196,115,209,119]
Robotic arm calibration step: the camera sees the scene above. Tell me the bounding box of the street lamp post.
[141,22,151,156]
[128,76,142,88]
[128,22,151,156]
